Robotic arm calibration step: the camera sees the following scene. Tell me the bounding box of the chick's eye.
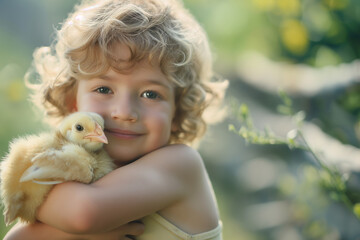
[141,90,161,100]
[96,86,112,94]
[75,124,84,131]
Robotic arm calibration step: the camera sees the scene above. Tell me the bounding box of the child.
[4,0,226,239]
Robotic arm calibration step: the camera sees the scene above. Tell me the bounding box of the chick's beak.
[84,122,108,144]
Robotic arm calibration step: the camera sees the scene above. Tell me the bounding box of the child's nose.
[111,95,139,122]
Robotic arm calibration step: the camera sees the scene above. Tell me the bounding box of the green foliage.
[230,92,360,219]
[338,86,360,136]
[184,0,359,69]
[229,100,284,146]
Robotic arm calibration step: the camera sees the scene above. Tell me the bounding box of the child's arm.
[36,144,204,233]
[4,221,144,240]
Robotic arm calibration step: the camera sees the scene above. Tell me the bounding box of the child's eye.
[95,86,112,94]
[141,90,161,100]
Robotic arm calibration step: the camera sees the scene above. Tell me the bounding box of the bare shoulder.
[147,144,202,161]
[138,144,206,191]
[143,144,204,173]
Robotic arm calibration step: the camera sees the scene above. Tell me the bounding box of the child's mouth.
[105,128,144,140]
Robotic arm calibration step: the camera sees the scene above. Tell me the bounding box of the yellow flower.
[252,0,275,11]
[353,203,360,219]
[323,0,348,10]
[276,0,301,16]
[281,19,309,55]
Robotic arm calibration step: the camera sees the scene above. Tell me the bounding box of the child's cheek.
[153,112,173,141]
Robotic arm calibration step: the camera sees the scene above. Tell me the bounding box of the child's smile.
[105,127,144,140]
[75,45,177,165]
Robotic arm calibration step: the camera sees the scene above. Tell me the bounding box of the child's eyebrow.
[94,75,172,90]
[96,75,111,81]
[145,79,172,90]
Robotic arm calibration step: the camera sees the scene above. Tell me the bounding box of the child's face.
[74,45,176,165]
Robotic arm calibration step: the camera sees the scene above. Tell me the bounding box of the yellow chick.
[0,112,115,226]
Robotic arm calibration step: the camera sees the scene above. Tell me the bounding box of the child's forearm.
[36,181,98,233]
[4,221,145,240]
[36,181,126,234]
[4,222,84,240]
[36,180,126,234]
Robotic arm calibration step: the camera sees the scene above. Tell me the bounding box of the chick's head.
[59,112,108,151]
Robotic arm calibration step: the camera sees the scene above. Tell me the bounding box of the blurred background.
[1,0,360,239]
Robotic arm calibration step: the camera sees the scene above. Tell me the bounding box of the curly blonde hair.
[27,0,226,144]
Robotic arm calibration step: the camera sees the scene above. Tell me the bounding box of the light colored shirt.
[138,213,222,240]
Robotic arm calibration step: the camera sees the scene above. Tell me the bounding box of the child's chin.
[105,146,141,164]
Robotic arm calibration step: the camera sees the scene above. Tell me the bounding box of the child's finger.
[120,220,145,238]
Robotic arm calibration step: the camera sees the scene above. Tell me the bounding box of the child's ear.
[66,97,77,113]
[70,100,78,112]
[63,80,78,113]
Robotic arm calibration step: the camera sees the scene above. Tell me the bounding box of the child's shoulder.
[147,144,203,166]
[140,144,205,181]
[157,144,200,156]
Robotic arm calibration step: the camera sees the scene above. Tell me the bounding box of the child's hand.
[83,221,145,240]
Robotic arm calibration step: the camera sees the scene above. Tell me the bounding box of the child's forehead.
[108,43,132,62]
[88,59,175,89]
[100,43,171,79]
[100,63,165,80]
[105,42,161,71]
